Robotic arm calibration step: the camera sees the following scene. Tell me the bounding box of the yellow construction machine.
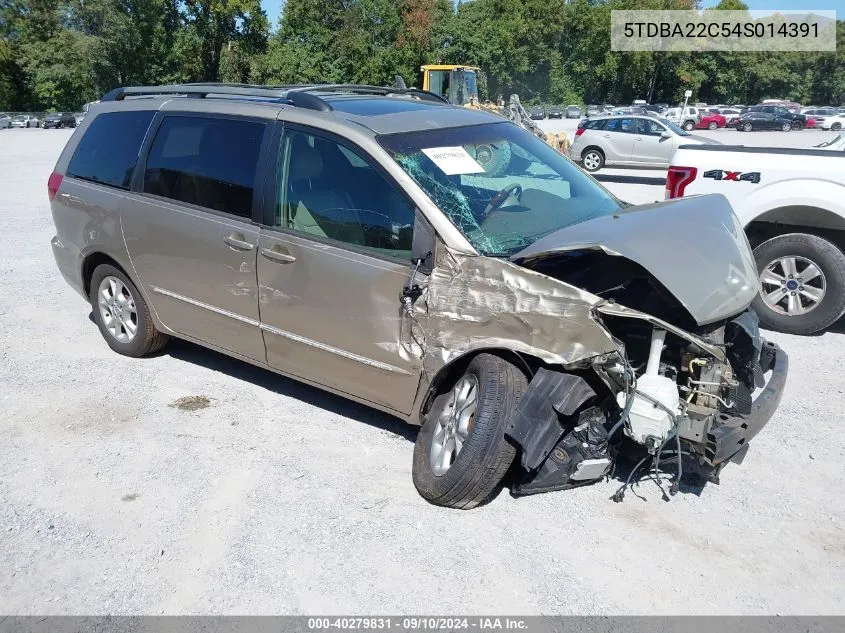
[416,64,570,154]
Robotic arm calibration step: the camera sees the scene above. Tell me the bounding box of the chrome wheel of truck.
[752,234,845,334]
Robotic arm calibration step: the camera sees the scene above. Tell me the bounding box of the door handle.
[261,247,296,264]
[224,234,254,251]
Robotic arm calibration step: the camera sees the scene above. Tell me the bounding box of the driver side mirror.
[411,212,436,274]
[660,131,672,139]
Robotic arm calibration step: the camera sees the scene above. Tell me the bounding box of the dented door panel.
[256,228,422,414]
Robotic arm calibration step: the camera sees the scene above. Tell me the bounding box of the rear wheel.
[752,233,845,334]
[683,121,695,131]
[708,121,718,130]
[781,122,792,132]
[89,264,169,357]
[581,148,604,172]
[412,354,526,509]
[832,122,842,131]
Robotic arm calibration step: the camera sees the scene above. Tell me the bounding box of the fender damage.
[406,236,787,498]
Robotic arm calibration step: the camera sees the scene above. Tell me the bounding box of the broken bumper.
[705,340,788,467]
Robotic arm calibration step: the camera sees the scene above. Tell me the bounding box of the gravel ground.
[1,127,843,615]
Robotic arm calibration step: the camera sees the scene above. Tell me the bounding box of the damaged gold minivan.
[49,84,787,509]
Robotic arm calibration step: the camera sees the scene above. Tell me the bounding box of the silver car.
[48,83,785,509]
[569,115,718,172]
[0,113,11,129]
[10,114,39,128]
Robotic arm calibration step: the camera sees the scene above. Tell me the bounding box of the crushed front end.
[507,303,787,497]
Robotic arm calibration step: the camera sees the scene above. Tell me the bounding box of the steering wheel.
[482,183,522,217]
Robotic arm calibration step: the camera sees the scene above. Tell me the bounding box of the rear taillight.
[47,171,63,202]
[665,166,697,199]
[575,128,585,137]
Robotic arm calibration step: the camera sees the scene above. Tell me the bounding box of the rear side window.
[143,116,265,219]
[67,111,155,189]
[580,119,605,130]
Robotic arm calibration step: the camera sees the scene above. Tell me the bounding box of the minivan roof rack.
[99,82,448,111]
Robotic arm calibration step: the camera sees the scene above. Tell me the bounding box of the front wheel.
[832,123,842,131]
[581,148,604,172]
[89,264,169,356]
[752,233,845,335]
[412,354,527,509]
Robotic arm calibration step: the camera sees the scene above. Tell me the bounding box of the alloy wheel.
[429,375,479,476]
[582,151,601,171]
[759,256,826,316]
[97,276,139,343]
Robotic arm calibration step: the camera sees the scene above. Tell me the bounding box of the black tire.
[751,233,845,335]
[89,263,169,357]
[581,148,604,172]
[794,121,805,130]
[412,354,526,509]
[832,123,842,131]
[743,122,753,132]
[708,121,718,130]
[683,121,695,131]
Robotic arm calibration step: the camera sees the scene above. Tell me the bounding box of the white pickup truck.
[668,136,845,334]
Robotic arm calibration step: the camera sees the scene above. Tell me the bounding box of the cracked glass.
[379,122,623,256]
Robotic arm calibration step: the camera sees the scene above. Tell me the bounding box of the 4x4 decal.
[703,169,761,184]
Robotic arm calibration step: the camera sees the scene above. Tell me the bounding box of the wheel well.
[747,209,845,250]
[420,349,543,418]
[81,252,127,297]
[581,145,604,159]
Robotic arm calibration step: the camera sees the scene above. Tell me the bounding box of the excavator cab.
[421,65,479,106]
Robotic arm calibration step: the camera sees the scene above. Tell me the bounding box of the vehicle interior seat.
[287,136,364,245]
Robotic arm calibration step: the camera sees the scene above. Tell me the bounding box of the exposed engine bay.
[505,251,788,499]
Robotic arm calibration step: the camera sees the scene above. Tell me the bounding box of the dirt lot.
[1,128,843,615]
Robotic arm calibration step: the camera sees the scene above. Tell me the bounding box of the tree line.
[1,0,843,113]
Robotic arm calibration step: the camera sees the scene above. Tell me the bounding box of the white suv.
[663,107,700,131]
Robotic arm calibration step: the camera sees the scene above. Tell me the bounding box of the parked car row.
[529,104,585,120]
[0,112,86,129]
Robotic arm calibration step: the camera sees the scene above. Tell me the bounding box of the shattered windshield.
[378,122,623,256]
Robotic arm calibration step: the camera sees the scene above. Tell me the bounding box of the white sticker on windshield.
[421,146,486,175]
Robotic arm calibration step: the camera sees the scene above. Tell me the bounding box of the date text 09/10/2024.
[307,617,528,631]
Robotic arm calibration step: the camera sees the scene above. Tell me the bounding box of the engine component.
[512,407,611,495]
[506,368,596,471]
[619,328,680,446]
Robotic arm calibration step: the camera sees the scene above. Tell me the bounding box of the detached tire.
[413,354,527,509]
[751,233,845,335]
[89,263,169,357]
